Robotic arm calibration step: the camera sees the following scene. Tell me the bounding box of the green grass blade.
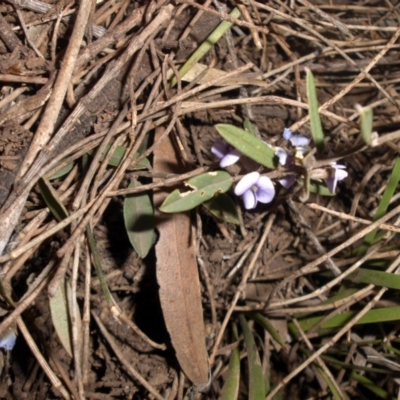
[220,346,240,400]
[216,124,276,169]
[38,177,69,221]
[358,105,374,145]
[348,268,400,289]
[306,69,325,154]
[364,157,400,246]
[239,314,266,399]
[249,312,286,350]
[291,305,400,336]
[170,8,241,87]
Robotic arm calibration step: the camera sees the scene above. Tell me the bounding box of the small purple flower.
[234,171,275,209]
[325,163,348,193]
[211,139,241,168]
[0,329,16,351]
[283,128,310,147]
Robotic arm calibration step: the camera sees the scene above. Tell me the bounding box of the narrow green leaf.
[123,180,155,258]
[291,306,400,335]
[348,268,400,290]
[88,145,150,170]
[160,171,233,213]
[38,177,69,221]
[314,364,348,400]
[306,69,325,153]
[203,193,240,224]
[364,157,400,246]
[239,314,266,400]
[49,279,81,357]
[358,105,373,145]
[216,124,276,169]
[170,8,241,87]
[48,162,74,180]
[220,346,240,400]
[250,312,286,350]
[350,370,396,400]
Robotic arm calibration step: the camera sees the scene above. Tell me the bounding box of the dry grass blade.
[153,126,209,388]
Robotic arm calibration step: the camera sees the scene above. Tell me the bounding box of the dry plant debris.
[0,0,400,399]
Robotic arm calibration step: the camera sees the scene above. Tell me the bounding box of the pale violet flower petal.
[325,177,336,193]
[325,164,348,193]
[279,175,296,189]
[0,329,16,351]
[275,147,288,165]
[234,172,260,196]
[283,128,292,141]
[220,149,241,167]
[288,134,310,147]
[242,189,257,209]
[211,139,228,159]
[335,168,348,181]
[255,176,275,203]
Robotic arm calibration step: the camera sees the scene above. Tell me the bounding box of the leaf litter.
[0,1,400,399]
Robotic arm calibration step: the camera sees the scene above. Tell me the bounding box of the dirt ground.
[0,1,400,399]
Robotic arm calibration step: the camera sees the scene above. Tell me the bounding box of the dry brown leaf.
[153,127,209,387]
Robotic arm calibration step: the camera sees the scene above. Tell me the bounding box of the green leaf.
[216,124,276,169]
[123,180,155,258]
[364,157,400,246]
[203,193,240,224]
[306,69,325,154]
[88,145,150,170]
[48,162,74,180]
[250,312,286,350]
[239,314,266,399]
[221,346,240,400]
[291,305,400,336]
[348,268,400,290]
[358,105,373,146]
[38,177,69,221]
[160,171,233,213]
[49,279,81,357]
[170,7,241,87]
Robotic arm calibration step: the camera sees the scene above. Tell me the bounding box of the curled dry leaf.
[153,127,209,387]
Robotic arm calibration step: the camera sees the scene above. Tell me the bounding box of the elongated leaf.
[171,8,241,87]
[239,314,266,399]
[358,105,373,145]
[216,124,276,169]
[250,312,286,350]
[306,69,325,153]
[348,268,400,290]
[48,162,74,180]
[291,306,400,335]
[88,145,150,170]
[203,193,240,224]
[49,279,81,357]
[38,177,69,221]
[308,180,335,196]
[221,346,240,400]
[364,157,400,246]
[154,127,208,387]
[160,171,233,213]
[123,180,155,258]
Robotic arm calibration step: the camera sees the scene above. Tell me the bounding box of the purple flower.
[0,329,16,351]
[283,128,310,148]
[211,139,241,168]
[325,163,348,193]
[234,171,275,209]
